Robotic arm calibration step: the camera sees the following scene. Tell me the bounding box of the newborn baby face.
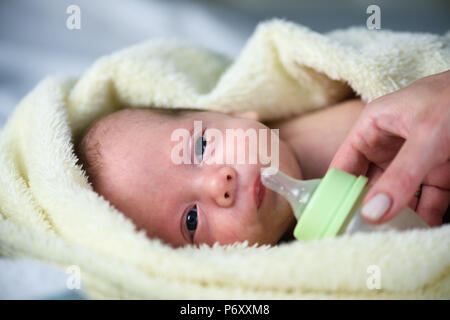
[78,108,302,247]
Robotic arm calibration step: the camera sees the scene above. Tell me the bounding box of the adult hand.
[329,70,450,227]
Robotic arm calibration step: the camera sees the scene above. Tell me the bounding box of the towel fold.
[1,19,449,299]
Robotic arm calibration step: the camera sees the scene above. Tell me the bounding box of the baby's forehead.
[94,108,180,138]
[90,108,220,159]
[108,108,176,125]
[98,108,199,158]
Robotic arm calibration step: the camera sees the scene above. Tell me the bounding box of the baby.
[75,99,367,247]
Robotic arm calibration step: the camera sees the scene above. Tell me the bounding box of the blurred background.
[0,0,449,299]
[0,0,449,127]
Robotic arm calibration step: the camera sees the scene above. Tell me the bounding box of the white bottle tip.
[260,167,321,220]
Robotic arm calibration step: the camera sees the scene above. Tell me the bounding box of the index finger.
[328,135,370,176]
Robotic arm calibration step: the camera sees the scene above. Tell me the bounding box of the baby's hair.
[74,106,207,186]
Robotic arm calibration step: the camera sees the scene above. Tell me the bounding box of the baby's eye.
[194,135,207,162]
[186,205,198,237]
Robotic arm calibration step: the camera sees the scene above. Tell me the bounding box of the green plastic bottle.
[261,167,430,242]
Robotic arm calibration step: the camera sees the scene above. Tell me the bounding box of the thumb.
[360,121,446,224]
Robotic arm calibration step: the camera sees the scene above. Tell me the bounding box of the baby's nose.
[207,166,237,207]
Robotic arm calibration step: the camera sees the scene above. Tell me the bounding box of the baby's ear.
[230,111,260,122]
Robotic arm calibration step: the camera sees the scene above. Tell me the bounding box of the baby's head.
[75,107,301,247]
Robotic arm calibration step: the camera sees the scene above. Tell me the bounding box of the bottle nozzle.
[261,167,321,220]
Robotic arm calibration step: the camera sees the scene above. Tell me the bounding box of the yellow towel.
[1,19,449,299]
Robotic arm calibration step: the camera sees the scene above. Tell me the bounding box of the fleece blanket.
[0,19,449,299]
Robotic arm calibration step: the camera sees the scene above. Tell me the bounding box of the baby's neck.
[266,99,364,180]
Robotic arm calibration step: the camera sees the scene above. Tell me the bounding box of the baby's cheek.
[207,211,269,246]
[208,217,243,245]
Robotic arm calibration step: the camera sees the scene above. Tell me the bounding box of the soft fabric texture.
[0,19,449,299]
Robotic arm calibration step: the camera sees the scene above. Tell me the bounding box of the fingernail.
[362,193,391,221]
